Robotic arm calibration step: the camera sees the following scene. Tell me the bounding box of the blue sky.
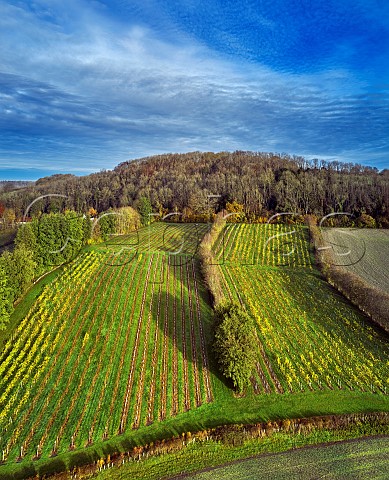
[0,0,389,180]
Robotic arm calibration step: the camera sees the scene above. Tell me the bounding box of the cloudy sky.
[0,0,389,179]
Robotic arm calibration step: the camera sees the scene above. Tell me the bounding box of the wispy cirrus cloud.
[0,0,388,179]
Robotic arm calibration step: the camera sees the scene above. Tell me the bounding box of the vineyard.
[220,266,389,394]
[97,222,209,260]
[0,222,388,474]
[212,224,312,267]
[0,234,214,462]
[216,224,389,395]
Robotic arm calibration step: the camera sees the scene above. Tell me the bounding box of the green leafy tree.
[33,211,87,265]
[15,222,37,251]
[63,210,85,261]
[82,214,92,242]
[15,222,42,271]
[1,246,36,302]
[213,301,256,393]
[36,213,65,265]
[0,261,12,330]
[97,210,117,241]
[137,196,152,226]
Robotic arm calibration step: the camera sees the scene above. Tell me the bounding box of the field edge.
[1,392,388,478]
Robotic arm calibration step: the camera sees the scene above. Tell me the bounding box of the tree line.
[0,151,388,225]
[0,207,140,330]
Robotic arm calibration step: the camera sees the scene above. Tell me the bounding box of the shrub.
[356,213,376,228]
[213,301,257,393]
[198,212,225,305]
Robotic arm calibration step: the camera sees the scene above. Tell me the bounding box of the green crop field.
[0,222,388,476]
[321,228,389,292]
[183,436,389,480]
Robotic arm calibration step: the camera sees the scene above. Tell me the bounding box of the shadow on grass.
[150,257,231,400]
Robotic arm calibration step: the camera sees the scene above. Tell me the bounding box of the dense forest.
[0,151,388,225]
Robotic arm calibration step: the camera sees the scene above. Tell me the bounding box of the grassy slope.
[0,266,64,346]
[181,435,389,480]
[94,431,389,480]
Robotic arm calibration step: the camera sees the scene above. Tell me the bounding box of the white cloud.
[0,0,388,174]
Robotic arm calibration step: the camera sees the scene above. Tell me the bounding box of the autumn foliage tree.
[2,207,15,227]
[225,201,245,222]
[2,151,386,224]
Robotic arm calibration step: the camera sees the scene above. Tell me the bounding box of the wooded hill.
[0,181,33,195]
[1,151,388,224]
